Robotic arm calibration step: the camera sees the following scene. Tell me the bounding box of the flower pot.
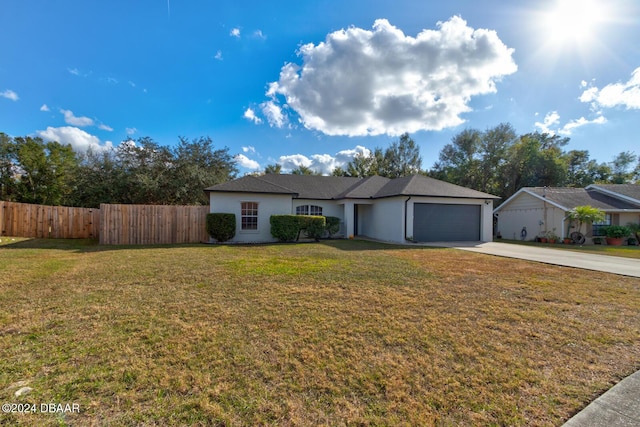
[605,237,624,246]
[563,238,571,244]
[539,238,548,243]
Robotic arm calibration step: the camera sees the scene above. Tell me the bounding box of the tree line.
[2,124,638,208]
[267,125,637,203]
[0,133,237,207]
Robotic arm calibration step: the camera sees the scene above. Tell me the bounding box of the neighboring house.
[494,184,640,241]
[204,174,499,244]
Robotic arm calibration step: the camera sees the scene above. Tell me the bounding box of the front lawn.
[1,239,639,426]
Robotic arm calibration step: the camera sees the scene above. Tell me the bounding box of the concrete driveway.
[426,241,640,278]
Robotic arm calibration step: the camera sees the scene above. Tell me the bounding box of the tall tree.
[170,136,237,205]
[609,151,637,184]
[291,165,320,175]
[382,133,422,178]
[0,132,17,200]
[264,163,282,174]
[12,136,78,205]
[503,132,568,196]
[341,134,423,178]
[431,128,482,189]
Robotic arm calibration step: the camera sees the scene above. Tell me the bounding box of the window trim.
[295,204,323,216]
[240,201,259,232]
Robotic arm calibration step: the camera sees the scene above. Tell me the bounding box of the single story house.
[494,184,640,241]
[204,174,499,244]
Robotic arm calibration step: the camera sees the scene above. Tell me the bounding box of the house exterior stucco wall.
[209,193,292,243]
[359,198,403,243]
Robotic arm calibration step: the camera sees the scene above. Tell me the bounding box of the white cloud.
[242,146,256,154]
[60,109,94,127]
[126,127,137,135]
[37,126,113,153]
[535,111,607,136]
[0,89,19,101]
[68,68,80,76]
[230,28,241,38]
[278,145,371,175]
[253,29,266,40]
[214,50,223,61]
[579,67,640,109]
[534,111,560,134]
[259,17,516,137]
[98,123,114,131]
[278,154,312,171]
[260,100,287,128]
[558,115,607,135]
[234,154,260,170]
[40,104,50,112]
[243,108,262,124]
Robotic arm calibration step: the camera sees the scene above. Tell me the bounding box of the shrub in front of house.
[206,213,236,243]
[299,215,326,242]
[270,215,301,242]
[324,216,340,238]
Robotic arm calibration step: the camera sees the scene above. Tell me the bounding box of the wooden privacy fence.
[99,203,210,245]
[0,201,210,245]
[0,201,100,239]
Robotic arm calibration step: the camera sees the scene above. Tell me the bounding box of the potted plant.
[601,225,631,246]
[563,237,572,244]
[545,229,559,244]
[538,234,548,243]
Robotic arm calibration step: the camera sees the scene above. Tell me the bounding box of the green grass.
[500,238,640,259]
[0,238,639,426]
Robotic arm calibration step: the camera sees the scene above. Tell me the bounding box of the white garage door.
[413,203,481,242]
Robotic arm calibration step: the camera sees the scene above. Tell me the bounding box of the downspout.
[404,196,412,241]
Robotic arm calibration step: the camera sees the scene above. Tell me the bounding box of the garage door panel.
[413,204,480,242]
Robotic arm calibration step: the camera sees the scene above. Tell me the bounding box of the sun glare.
[543,0,607,46]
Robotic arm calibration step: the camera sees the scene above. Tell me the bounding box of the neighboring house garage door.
[413,203,481,242]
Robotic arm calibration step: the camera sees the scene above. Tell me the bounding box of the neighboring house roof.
[495,186,640,213]
[587,184,640,205]
[205,174,499,200]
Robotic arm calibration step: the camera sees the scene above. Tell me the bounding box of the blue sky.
[1,0,639,175]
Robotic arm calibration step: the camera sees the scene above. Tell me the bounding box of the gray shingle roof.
[527,187,640,210]
[589,184,640,203]
[373,175,500,199]
[206,174,499,200]
[203,175,298,195]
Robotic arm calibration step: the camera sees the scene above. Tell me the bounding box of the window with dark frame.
[592,214,611,237]
[241,202,258,230]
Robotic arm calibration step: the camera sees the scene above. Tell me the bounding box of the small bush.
[270,215,300,242]
[602,225,631,238]
[206,213,236,242]
[325,216,340,238]
[300,216,326,242]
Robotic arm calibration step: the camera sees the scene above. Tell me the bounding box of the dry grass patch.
[0,239,638,426]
